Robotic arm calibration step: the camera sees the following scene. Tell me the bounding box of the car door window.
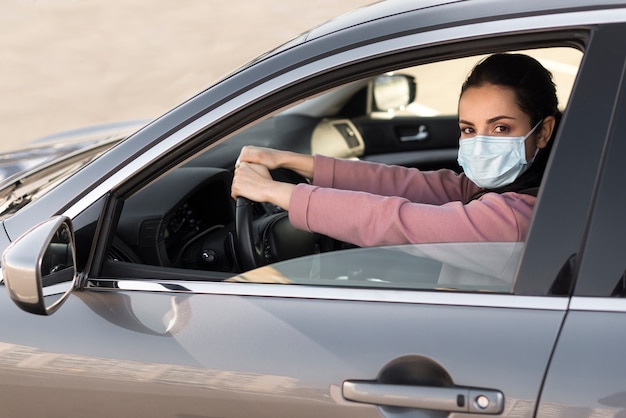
[229,242,524,293]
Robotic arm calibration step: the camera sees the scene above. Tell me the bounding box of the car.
[1,0,626,416]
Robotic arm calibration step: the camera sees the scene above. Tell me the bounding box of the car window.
[228,242,524,293]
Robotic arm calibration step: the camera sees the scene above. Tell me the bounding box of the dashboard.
[115,167,236,271]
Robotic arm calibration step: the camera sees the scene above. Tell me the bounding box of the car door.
[0,241,567,418]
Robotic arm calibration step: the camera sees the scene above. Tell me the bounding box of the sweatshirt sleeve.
[288,184,536,247]
[312,154,479,204]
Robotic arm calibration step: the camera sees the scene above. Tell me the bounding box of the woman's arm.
[288,185,536,247]
[312,155,478,204]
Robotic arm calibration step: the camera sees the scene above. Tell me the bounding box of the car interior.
[96,46,583,284]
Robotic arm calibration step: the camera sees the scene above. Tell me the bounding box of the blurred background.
[0,0,372,153]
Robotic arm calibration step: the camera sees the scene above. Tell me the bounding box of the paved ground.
[0,0,372,153]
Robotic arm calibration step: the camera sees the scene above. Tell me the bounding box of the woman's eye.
[494,125,509,134]
[460,127,474,135]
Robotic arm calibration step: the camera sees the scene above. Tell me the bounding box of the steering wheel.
[235,169,332,271]
[235,197,265,271]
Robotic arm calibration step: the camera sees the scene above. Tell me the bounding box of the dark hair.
[460,53,561,199]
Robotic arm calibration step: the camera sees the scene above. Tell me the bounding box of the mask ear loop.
[525,119,544,140]
[524,119,545,164]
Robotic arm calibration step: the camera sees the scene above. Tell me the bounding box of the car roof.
[305,0,626,40]
[243,0,626,75]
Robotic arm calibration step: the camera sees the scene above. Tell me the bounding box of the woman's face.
[458,83,543,161]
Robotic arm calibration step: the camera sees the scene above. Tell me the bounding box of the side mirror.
[372,73,417,112]
[2,216,77,315]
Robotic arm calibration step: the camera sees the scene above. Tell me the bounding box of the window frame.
[77,26,615,299]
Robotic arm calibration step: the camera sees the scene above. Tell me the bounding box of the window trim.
[86,278,570,311]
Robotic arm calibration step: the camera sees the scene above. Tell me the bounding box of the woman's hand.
[231,162,295,210]
[236,146,283,170]
[236,146,315,180]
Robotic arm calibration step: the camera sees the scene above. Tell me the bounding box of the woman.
[231,53,560,247]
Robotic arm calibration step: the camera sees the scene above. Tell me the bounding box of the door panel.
[0,286,564,417]
[357,116,461,172]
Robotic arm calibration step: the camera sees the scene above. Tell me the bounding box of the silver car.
[1,0,626,416]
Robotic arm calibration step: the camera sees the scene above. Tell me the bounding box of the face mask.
[457,121,542,189]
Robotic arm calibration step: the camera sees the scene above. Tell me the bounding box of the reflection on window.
[229,242,524,293]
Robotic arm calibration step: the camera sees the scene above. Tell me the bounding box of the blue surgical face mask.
[457,121,542,189]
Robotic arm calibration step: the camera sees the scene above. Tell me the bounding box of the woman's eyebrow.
[459,115,517,125]
[486,115,516,124]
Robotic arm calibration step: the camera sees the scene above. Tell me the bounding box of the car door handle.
[399,124,429,142]
[343,381,504,414]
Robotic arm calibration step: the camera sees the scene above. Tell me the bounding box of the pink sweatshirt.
[288,155,536,247]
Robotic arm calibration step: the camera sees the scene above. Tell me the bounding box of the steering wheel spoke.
[235,197,265,271]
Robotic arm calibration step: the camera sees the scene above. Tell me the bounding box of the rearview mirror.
[2,216,77,315]
[372,73,417,112]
